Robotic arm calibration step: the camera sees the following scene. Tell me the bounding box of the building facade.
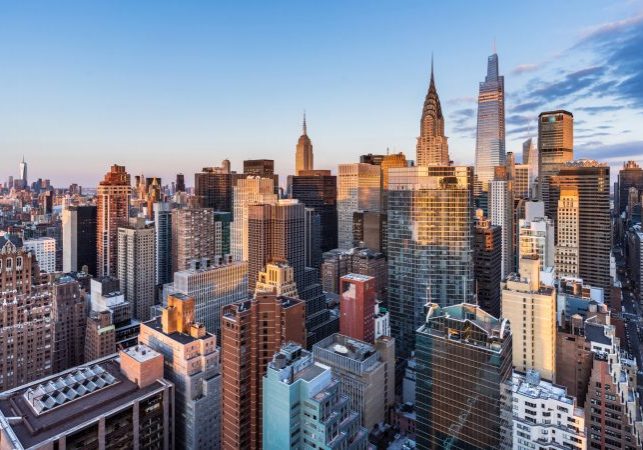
[62,204,97,275]
[171,207,216,272]
[337,163,381,249]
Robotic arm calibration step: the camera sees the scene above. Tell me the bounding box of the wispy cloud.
[512,63,539,75]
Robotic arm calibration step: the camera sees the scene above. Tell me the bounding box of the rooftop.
[513,371,574,406]
[122,345,161,363]
[142,316,200,344]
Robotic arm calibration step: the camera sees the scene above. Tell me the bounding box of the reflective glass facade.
[475,53,505,191]
[387,166,474,356]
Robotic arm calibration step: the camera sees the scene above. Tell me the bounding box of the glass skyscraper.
[415,303,513,450]
[387,166,475,356]
[475,53,505,191]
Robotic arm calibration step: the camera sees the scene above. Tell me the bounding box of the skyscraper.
[616,160,643,216]
[139,293,221,450]
[490,177,514,278]
[171,207,215,272]
[474,216,502,317]
[96,165,131,277]
[474,53,506,190]
[176,172,186,192]
[554,160,611,302]
[523,137,538,198]
[415,303,513,449]
[19,155,28,188]
[62,205,98,275]
[339,273,376,343]
[194,162,234,212]
[23,237,56,273]
[416,59,449,166]
[518,216,555,271]
[387,166,474,356]
[502,255,557,381]
[231,176,277,261]
[153,202,172,285]
[263,343,369,450]
[555,187,580,278]
[295,113,313,174]
[51,276,86,373]
[290,170,338,252]
[117,217,156,322]
[220,294,306,450]
[337,163,381,249]
[537,110,574,219]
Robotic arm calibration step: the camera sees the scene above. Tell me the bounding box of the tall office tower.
[263,343,369,450]
[214,210,232,255]
[51,276,86,373]
[555,160,611,301]
[304,207,322,268]
[518,216,555,271]
[388,166,474,356]
[352,210,387,253]
[97,165,131,277]
[153,202,172,285]
[220,294,306,450]
[255,261,299,297]
[176,172,186,192]
[23,237,56,273]
[312,334,395,429]
[537,110,573,218]
[247,200,305,292]
[62,205,98,275]
[380,152,408,191]
[231,176,277,261]
[415,303,513,450]
[117,217,155,321]
[84,310,117,361]
[474,53,506,190]
[295,113,313,174]
[474,216,502,317]
[244,159,274,177]
[194,160,235,211]
[490,176,514,278]
[555,187,580,278]
[339,274,376,343]
[170,256,248,333]
[501,255,556,381]
[337,163,381,249]
[171,207,215,272]
[291,170,338,252]
[627,225,643,294]
[617,160,643,216]
[0,235,35,294]
[0,285,53,391]
[139,293,221,450]
[0,346,174,450]
[512,370,587,449]
[523,137,538,198]
[18,155,28,187]
[416,61,450,166]
[321,247,388,300]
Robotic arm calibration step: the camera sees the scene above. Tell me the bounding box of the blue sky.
[1,1,642,187]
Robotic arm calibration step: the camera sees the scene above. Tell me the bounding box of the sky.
[1,0,642,187]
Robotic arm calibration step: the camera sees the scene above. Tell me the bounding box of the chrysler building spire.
[416,57,450,166]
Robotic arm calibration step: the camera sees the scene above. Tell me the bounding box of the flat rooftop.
[0,357,168,449]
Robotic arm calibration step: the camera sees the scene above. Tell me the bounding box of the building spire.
[302,111,307,136]
[430,52,434,84]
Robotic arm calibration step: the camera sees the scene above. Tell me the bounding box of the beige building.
[118,217,155,321]
[501,255,557,381]
[139,293,220,450]
[231,177,277,261]
[171,207,215,272]
[255,260,298,297]
[555,187,580,278]
[295,114,313,174]
[337,163,381,249]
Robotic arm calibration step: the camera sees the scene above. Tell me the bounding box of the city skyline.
[2,1,642,187]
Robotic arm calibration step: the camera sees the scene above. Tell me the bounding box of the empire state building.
[416,60,450,167]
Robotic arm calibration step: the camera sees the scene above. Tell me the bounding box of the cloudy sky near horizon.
[1,1,642,187]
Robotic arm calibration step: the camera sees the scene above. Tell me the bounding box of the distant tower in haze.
[475,53,506,190]
[295,113,313,175]
[19,156,28,188]
[416,58,449,166]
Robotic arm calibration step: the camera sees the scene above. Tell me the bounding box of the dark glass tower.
[416,303,513,450]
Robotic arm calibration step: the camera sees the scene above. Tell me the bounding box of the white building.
[555,187,580,278]
[374,302,390,340]
[519,217,555,272]
[23,237,56,273]
[512,370,586,450]
[337,163,381,249]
